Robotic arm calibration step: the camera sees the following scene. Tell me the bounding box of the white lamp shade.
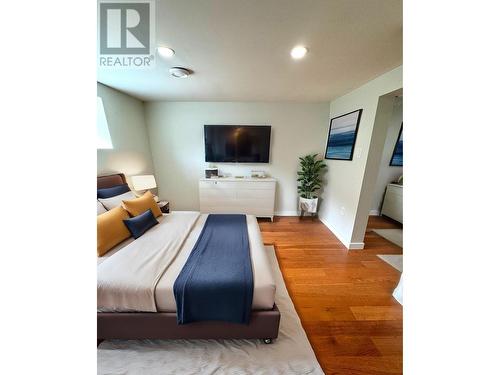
[131,175,157,191]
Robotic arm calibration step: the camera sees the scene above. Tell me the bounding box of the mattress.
[98,212,276,312]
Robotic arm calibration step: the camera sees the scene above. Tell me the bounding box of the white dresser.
[381,183,403,223]
[199,177,276,220]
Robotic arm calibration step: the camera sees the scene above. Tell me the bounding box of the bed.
[97,173,280,343]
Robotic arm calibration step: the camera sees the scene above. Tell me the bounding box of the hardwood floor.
[258,216,403,375]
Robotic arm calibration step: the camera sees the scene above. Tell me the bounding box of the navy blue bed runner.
[173,214,254,325]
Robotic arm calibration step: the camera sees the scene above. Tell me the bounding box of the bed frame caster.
[262,338,273,344]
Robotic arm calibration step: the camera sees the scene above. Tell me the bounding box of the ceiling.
[97,0,402,102]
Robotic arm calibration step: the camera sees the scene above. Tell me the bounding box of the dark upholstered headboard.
[97,173,127,189]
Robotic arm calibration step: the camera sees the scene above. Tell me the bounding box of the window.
[97,96,113,149]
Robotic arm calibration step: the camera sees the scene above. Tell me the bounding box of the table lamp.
[130,175,159,202]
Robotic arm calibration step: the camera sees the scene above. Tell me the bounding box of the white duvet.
[97,212,276,313]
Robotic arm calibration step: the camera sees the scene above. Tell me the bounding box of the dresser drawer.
[239,181,275,190]
[201,205,274,216]
[236,189,274,199]
[199,180,231,189]
[386,184,403,197]
[199,178,276,218]
[200,180,275,189]
[381,185,403,223]
[200,188,236,199]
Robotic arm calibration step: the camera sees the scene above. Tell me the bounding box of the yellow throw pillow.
[97,206,131,257]
[122,191,162,218]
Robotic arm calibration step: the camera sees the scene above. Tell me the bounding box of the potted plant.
[297,153,327,214]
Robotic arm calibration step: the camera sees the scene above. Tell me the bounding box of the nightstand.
[158,201,170,214]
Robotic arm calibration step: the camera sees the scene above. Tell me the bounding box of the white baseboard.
[369,210,380,216]
[271,212,366,250]
[274,210,300,216]
[348,242,365,250]
[318,217,349,249]
[319,217,365,250]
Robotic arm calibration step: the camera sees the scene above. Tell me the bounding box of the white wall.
[319,66,402,249]
[370,96,403,214]
[97,83,155,178]
[144,102,330,213]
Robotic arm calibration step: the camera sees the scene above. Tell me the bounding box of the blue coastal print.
[390,125,403,166]
[326,110,361,160]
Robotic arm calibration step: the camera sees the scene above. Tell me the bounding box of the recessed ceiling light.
[291,46,308,60]
[169,67,192,78]
[157,46,175,58]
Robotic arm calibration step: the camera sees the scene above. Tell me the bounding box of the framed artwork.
[390,123,403,166]
[324,109,362,160]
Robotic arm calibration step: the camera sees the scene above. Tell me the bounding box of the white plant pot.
[299,197,318,213]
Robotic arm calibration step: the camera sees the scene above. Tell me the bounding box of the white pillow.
[97,200,107,215]
[98,191,136,210]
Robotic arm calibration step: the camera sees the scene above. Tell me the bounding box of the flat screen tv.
[204,125,271,163]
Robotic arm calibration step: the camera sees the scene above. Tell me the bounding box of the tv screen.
[204,125,271,163]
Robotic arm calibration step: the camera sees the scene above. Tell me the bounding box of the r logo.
[99,2,151,55]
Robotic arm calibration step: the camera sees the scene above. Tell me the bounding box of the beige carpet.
[97,246,324,375]
[373,228,403,247]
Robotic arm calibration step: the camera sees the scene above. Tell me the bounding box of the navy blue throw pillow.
[97,184,130,199]
[123,209,159,239]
